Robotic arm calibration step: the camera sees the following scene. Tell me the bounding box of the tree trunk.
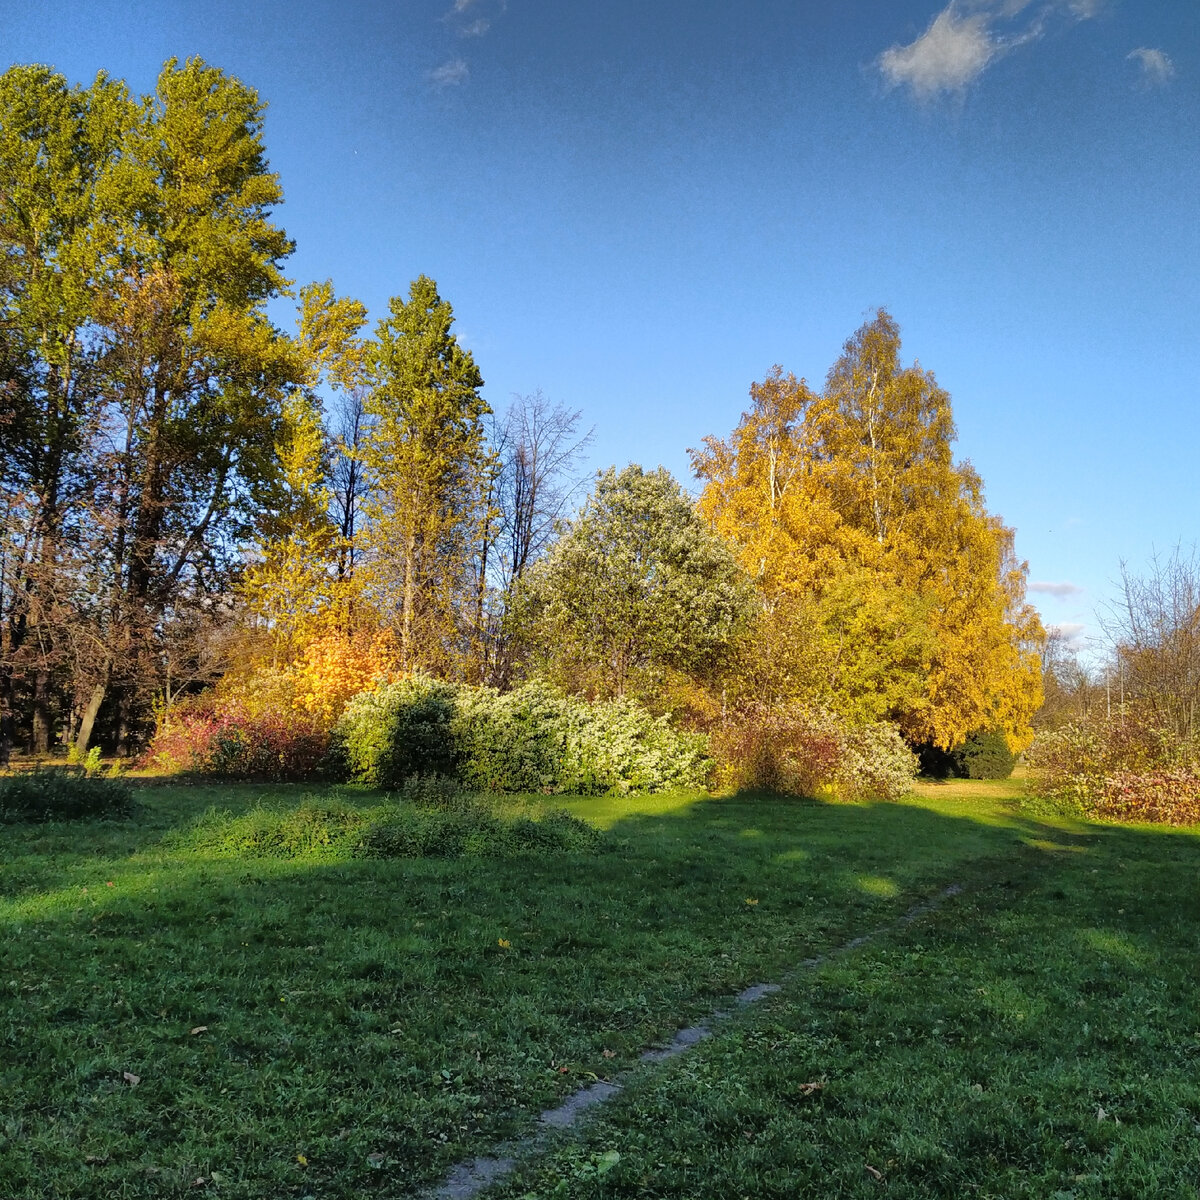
[401,531,416,672]
[30,667,51,755]
[75,679,108,756]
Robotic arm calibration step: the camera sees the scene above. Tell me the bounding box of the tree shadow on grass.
[1,788,1197,1199]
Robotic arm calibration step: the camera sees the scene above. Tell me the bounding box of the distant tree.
[358,276,495,676]
[518,464,753,698]
[486,390,593,685]
[493,390,594,591]
[1036,627,1099,730]
[296,280,373,590]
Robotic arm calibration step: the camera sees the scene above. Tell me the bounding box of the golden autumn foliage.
[291,629,399,723]
[693,311,1043,750]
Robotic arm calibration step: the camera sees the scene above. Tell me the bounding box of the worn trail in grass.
[487,801,1200,1199]
[1,778,1161,1198]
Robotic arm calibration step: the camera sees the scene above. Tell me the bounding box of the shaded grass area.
[0,778,1149,1198]
[491,814,1200,1199]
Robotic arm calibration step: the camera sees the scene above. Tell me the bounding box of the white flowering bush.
[337,677,711,794]
[837,721,919,801]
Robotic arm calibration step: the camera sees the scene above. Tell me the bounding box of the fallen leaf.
[122,1071,140,1087]
[865,1164,883,1181]
[1097,1106,1108,1122]
[189,1026,208,1036]
[602,1049,615,1059]
[296,1154,308,1166]
[596,1149,621,1176]
[84,1155,109,1166]
[190,1178,208,1189]
[797,1080,825,1096]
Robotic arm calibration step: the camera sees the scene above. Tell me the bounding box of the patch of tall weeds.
[0,767,136,824]
[1027,710,1200,826]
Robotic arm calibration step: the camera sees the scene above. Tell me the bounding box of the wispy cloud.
[1030,580,1085,599]
[1048,621,1087,647]
[445,0,505,36]
[429,58,469,87]
[1128,47,1176,87]
[878,0,1098,101]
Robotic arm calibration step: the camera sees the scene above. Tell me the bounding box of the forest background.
[0,59,1194,823]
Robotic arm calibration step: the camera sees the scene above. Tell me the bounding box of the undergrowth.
[0,767,136,824]
[172,795,602,861]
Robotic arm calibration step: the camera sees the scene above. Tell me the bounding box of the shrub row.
[336,678,712,795]
[710,706,918,801]
[0,768,136,824]
[1026,712,1200,826]
[175,796,602,861]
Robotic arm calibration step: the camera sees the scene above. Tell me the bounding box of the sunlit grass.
[2,778,1196,1197]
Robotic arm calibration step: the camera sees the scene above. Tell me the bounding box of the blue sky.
[2,0,1196,659]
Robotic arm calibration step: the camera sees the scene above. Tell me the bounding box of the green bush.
[176,800,371,860]
[336,677,458,787]
[0,768,136,824]
[915,729,1017,780]
[359,802,601,859]
[839,722,921,800]
[337,677,711,795]
[951,730,1018,779]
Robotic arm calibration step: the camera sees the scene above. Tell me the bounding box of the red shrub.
[146,698,332,781]
[1094,770,1200,828]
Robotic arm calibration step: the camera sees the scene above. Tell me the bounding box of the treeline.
[0,59,1045,767]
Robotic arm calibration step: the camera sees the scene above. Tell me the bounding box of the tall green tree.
[77,57,299,752]
[0,58,299,753]
[0,65,136,754]
[359,276,495,676]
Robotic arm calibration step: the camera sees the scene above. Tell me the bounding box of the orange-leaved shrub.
[292,630,398,724]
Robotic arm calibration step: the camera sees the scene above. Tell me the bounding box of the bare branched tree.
[1101,545,1200,745]
[486,391,593,685]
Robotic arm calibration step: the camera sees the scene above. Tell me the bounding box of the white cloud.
[461,18,491,36]
[429,58,469,87]
[878,0,1101,101]
[879,6,995,99]
[1030,580,1085,599]
[1128,47,1176,87]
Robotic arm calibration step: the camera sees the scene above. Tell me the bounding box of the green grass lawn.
[2,778,1197,1198]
